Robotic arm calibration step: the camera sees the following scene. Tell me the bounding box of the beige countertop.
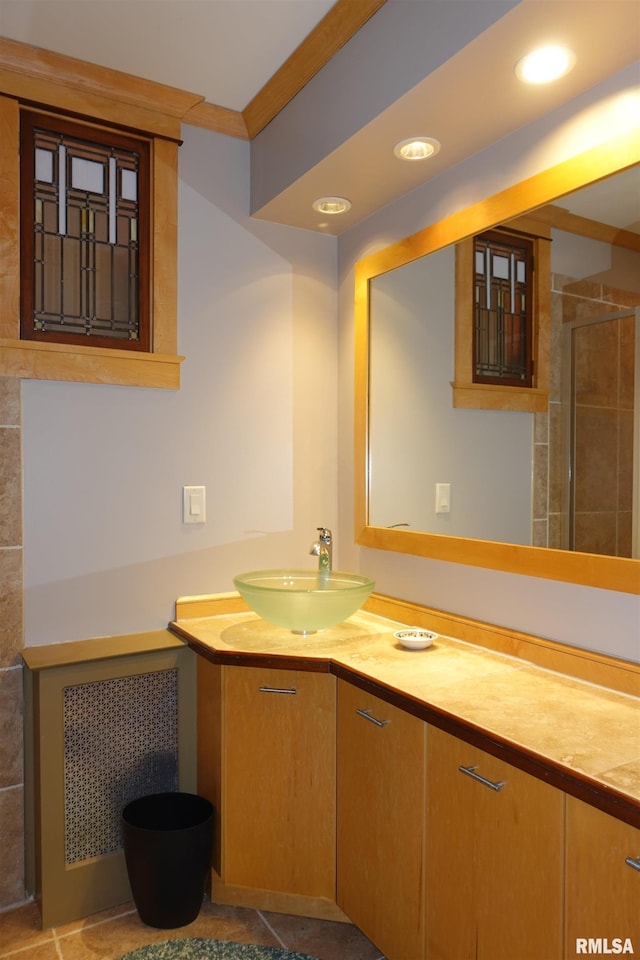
[170,608,640,825]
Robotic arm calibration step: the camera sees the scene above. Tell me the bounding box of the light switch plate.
[183,485,206,524]
[435,482,451,514]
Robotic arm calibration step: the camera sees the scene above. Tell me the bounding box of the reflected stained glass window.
[20,112,150,351]
[473,230,534,387]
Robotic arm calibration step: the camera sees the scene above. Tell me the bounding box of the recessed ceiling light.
[515,45,576,84]
[393,137,441,161]
[312,196,351,215]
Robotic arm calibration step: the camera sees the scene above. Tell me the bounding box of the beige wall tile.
[0,547,23,667]
[531,442,548,522]
[549,290,564,402]
[0,785,25,906]
[574,511,617,556]
[0,667,23,787]
[574,406,618,512]
[0,379,23,912]
[548,512,564,550]
[619,314,636,410]
[531,518,548,548]
[617,511,633,558]
[0,379,21,427]
[547,399,566,516]
[533,410,548,444]
[619,409,634,513]
[574,319,618,408]
[0,427,21,548]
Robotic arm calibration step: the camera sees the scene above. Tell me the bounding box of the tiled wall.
[533,277,637,555]
[0,377,25,908]
[563,282,635,556]
[531,280,569,549]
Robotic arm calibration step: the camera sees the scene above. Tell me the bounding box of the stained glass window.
[473,230,534,387]
[20,112,150,351]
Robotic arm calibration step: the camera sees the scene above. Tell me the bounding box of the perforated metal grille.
[63,670,179,864]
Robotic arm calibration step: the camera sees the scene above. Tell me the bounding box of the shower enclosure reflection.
[564,309,639,557]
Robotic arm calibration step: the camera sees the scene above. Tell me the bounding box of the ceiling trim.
[241,0,388,139]
[0,1,388,141]
[183,0,389,139]
[182,100,249,140]
[0,36,203,121]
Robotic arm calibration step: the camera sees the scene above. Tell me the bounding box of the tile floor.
[0,897,386,960]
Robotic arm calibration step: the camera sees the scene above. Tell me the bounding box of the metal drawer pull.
[625,856,640,872]
[259,685,297,695]
[356,708,390,727]
[458,764,506,792]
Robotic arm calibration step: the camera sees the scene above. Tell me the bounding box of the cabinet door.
[427,726,563,960]
[337,679,427,960]
[223,666,336,898]
[565,796,640,958]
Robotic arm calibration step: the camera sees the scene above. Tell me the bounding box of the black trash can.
[122,792,214,929]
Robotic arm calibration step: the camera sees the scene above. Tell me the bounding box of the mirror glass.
[369,167,640,553]
[356,141,640,593]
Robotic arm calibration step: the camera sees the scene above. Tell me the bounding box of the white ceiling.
[1,0,638,232]
[0,0,336,111]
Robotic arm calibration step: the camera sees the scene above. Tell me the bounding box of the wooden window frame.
[0,43,194,389]
[452,216,552,413]
[472,229,534,388]
[20,109,152,353]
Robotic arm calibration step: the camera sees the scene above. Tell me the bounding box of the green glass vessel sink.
[233,569,375,634]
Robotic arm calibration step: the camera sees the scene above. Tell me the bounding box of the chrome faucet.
[310,527,332,572]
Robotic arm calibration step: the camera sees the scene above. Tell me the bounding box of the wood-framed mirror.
[355,131,640,594]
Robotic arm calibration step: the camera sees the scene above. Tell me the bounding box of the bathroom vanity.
[170,592,640,960]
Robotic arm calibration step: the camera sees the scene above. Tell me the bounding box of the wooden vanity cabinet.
[336,678,427,960]
[197,659,340,918]
[565,796,640,957]
[427,726,564,960]
[196,651,636,956]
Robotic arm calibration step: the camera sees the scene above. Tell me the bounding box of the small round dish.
[394,628,437,650]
